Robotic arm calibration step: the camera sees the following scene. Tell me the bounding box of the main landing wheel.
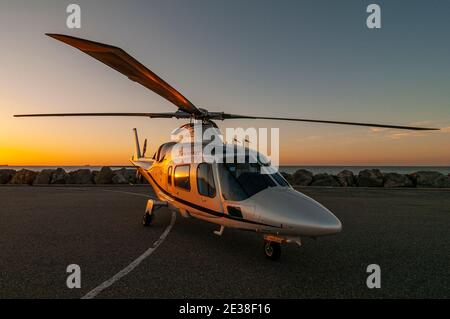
[142,212,154,226]
[263,240,281,260]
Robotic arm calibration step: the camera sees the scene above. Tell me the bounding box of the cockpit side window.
[197,163,216,198]
[218,160,276,201]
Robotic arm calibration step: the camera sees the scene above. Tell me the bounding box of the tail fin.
[131,128,154,169]
[133,128,142,159]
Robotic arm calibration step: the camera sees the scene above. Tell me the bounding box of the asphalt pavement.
[0,185,449,298]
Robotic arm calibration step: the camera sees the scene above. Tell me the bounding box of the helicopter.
[15,34,438,260]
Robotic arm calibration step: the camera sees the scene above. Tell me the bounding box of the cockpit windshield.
[218,155,290,201]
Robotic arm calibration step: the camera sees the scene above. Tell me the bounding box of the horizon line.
[2,164,450,167]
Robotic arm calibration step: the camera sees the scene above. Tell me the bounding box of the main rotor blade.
[46,33,201,115]
[14,112,191,119]
[221,114,439,131]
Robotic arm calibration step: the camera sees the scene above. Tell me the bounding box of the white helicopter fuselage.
[14,33,436,260]
[132,131,342,243]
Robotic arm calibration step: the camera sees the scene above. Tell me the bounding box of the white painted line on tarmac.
[98,188,153,198]
[81,211,176,299]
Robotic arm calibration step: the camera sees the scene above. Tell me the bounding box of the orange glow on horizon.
[2,135,449,167]
[1,103,449,167]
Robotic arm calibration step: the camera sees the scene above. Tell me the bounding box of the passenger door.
[195,163,222,213]
[173,164,192,199]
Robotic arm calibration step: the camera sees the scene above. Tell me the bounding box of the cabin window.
[174,165,190,190]
[197,163,216,198]
[168,166,172,185]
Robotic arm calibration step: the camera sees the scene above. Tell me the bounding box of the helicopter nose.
[251,188,342,236]
[292,204,342,236]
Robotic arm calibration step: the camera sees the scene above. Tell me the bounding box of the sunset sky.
[1,0,449,166]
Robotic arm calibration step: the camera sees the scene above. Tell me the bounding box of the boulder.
[0,169,16,184]
[68,169,93,184]
[9,169,37,185]
[383,173,413,188]
[337,170,356,187]
[311,173,340,187]
[126,168,138,184]
[412,171,450,188]
[33,169,55,185]
[112,173,128,184]
[112,168,128,184]
[291,169,313,186]
[280,172,293,184]
[95,167,113,184]
[357,169,383,187]
[50,168,70,184]
[136,172,149,184]
[112,168,137,184]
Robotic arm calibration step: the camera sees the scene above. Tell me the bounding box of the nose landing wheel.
[263,240,281,260]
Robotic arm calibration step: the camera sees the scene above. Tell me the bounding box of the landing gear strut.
[142,212,154,226]
[263,240,281,260]
[142,199,167,227]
